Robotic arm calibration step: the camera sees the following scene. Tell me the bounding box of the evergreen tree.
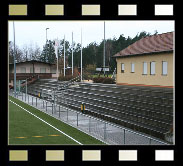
[58,39,71,59]
[40,40,56,63]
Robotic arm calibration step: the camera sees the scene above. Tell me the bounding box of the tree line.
[9,31,157,72]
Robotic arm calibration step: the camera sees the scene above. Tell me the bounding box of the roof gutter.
[112,50,173,58]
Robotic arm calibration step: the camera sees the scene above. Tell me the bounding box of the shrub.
[93,77,103,83]
[58,75,75,81]
[102,77,115,84]
[93,77,115,84]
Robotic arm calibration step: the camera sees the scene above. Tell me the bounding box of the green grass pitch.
[9,96,105,145]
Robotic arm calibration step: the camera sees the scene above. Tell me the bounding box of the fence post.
[25,79,27,101]
[43,100,44,108]
[36,97,37,107]
[89,117,91,132]
[77,113,79,126]
[124,129,126,145]
[52,103,53,114]
[28,95,29,104]
[22,92,23,101]
[104,123,107,141]
[32,96,33,105]
[59,105,60,118]
[19,80,21,93]
[67,108,68,121]
[46,101,47,112]
[54,103,56,113]
[54,90,56,112]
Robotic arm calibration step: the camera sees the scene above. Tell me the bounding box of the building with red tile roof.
[113,32,174,87]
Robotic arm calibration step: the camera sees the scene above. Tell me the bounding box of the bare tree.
[22,43,41,61]
[9,41,23,63]
[22,44,29,61]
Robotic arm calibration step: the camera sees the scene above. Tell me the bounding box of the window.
[143,62,147,75]
[131,63,135,73]
[121,63,124,73]
[20,67,26,73]
[150,61,156,75]
[162,61,168,75]
[51,68,56,74]
[30,67,33,73]
[40,68,46,73]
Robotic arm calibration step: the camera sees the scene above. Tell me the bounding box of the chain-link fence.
[9,90,169,145]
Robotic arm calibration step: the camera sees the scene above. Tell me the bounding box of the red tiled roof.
[113,32,174,57]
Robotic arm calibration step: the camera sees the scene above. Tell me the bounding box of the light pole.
[103,21,106,75]
[46,28,49,59]
[81,28,82,81]
[72,32,74,76]
[46,28,49,43]
[13,21,16,97]
[54,38,59,81]
[64,35,66,77]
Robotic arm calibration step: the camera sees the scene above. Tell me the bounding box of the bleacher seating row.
[25,79,173,142]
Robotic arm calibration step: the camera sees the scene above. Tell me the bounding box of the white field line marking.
[9,99,83,145]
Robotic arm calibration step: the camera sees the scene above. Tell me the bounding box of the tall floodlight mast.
[103,21,106,75]
[64,35,66,77]
[72,32,74,76]
[13,21,16,97]
[46,28,49,60]
[81,29,83,81]
[54,38,59,81]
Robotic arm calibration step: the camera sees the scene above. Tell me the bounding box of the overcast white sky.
[8,20,174,50]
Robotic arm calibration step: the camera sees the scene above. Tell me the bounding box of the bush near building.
[58,75,75,81]
[93,77,115,84]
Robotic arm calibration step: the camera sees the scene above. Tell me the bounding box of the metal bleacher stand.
[22,76,173,144]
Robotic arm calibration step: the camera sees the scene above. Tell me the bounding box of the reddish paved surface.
[117,83,173,88]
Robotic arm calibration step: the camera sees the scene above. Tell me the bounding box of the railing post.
[149,138,152,145]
